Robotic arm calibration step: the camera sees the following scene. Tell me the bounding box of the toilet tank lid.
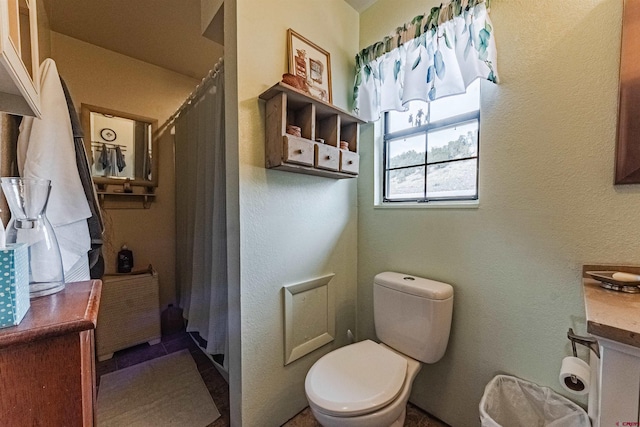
[374,272,453,300]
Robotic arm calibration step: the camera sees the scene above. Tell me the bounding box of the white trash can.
[479,375,590,427]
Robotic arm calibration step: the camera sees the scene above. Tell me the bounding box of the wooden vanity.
[0,280,102,426]
[582,265,640,426]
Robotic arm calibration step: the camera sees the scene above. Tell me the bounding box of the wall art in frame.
[287,29,332,104]
[616,0,640,184]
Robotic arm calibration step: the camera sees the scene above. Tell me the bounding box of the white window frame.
[374,88,482,210]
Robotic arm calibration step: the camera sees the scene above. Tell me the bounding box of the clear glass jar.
[1,178,64,297]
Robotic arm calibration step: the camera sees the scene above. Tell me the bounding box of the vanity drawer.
[340,150,359,175]
[283,136,314,166]
[314,144,340,171]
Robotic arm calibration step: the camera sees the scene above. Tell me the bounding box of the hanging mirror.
[81,104,158,189]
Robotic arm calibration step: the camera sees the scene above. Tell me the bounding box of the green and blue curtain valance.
[353,0,499,122]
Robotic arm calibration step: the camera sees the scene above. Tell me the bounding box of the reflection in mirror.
[81,104,158,188]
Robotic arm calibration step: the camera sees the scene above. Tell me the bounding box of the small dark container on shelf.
[117,244,134,273]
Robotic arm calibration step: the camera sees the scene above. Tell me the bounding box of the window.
[382,79,480,204]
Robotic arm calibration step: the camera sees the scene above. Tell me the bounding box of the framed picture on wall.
[287,29,332,103]
[616,0,640,184]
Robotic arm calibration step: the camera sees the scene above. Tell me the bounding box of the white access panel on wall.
[282,273,335,365]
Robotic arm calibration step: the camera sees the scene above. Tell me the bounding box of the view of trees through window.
[383,81,480,202]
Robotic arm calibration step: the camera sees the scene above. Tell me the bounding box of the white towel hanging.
[17,58,92,281]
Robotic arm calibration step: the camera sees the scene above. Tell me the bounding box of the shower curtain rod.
[158,56,224,135]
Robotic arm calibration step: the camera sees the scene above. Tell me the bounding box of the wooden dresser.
[0,280,102,426]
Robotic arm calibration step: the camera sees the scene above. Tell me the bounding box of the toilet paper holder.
[567,328,600,359]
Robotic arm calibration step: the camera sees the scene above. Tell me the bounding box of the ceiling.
[41,0,377,80]
[345,0,378,12]
[41,0,223,80]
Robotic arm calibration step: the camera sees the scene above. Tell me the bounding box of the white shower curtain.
[174,63,227,361]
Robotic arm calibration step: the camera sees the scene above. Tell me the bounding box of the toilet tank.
[374,272,453,364]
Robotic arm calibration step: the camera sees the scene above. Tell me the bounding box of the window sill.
[374,200,479,209]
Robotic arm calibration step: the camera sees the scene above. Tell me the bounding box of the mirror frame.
[81,104,159,190]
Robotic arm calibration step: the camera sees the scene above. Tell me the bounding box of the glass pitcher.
[1,178,64,297]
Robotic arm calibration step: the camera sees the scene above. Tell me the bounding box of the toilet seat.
[305,340,407,417]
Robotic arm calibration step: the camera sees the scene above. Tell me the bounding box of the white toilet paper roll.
[559,356,590,395]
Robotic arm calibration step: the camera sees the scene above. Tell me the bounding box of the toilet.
[305,272,454,427]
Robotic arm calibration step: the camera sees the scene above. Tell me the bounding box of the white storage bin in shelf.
[0,0,41,117]
[283,135,314,166]
[314,143,339,171]
[340,149,359,175]
[259,82,364,179]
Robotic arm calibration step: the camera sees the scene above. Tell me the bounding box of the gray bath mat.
[97,349,220,426]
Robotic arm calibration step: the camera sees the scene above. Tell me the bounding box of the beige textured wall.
[357,1,628,425]
[234,0,359,425]
[36,0,51,62]
[50,32,199,308]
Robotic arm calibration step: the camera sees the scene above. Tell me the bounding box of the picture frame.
[287,29,332,103]
[615,0,640,184]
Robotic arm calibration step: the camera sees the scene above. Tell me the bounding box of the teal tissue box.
[0,244,30,328]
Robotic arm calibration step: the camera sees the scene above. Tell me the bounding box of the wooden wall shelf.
[259,82,364,179]
[96,191,155,209]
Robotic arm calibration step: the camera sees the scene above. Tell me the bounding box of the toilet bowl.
[304,272,454,427]
[306,340,421,427]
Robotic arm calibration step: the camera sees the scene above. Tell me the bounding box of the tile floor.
[284,404,450,427]
[96,334,449,427]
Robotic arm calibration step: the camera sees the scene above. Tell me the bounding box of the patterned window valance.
[353,0,499,122]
